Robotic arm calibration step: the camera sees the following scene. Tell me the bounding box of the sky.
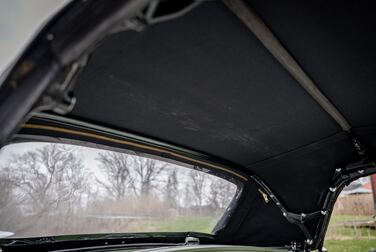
[0,0,67,74]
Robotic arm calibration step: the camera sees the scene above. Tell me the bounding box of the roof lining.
[223,0,367,158]
[246,131,347,169]
[223,0,350,131]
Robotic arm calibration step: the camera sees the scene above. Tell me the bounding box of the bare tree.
[96,152,132,200]
[0,168,20,231]
[208,178,236,209]
[165,169,179,208]
[7,144,88,216]
[189,170,207,210]
[131,156,167,197]
[0,168,12,209]
[0,144,89,236]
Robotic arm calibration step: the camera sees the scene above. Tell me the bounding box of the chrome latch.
[185,236,200,246]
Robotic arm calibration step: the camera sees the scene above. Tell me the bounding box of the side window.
[325,176,376,251]
[0,142,238,238]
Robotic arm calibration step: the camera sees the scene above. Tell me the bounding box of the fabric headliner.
[66,0,376,246]
[247,0,376,127]
[71,1,340,166]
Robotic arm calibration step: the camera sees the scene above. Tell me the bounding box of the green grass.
[127,216,216,233]
[324,215,376,251]
[330,215,374,223]
[324,240,376,252]
[326,215,376,239]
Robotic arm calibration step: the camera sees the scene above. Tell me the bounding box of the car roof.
[2,0,375,250]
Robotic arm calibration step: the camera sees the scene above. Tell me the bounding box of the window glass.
[325,176,376,251]
[0,142,237,238]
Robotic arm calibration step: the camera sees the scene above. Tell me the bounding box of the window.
[0,142,237,238]
[325,176,376,251]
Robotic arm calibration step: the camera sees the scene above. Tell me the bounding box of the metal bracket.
[287,241,301,252]
[288,239,316,252]
[143,0,202,25]
[251,174,324,250]
[111,19,146,34]
[285,211,323,224]
[288,241,310,252]
[346,129,366,157]
[36,55,88,115]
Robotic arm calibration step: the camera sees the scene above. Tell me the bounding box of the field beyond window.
[325,176,376,252]
[0,142,237,238]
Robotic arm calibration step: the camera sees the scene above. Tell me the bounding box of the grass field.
[326,215,376,240]
[126,215,216,233]
[324,240,376,252]
[324,215,376,251]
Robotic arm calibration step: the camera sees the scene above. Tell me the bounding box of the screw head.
[341,174,349,179]
[329,187,337,192]
[46,33,54,40]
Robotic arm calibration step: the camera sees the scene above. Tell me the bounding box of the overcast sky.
[0,0,67,74]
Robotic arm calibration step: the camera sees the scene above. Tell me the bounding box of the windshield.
[0,142,237,238]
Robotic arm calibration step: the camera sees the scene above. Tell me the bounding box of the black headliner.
[71,1,341,166]
[248,0,376,127]
[27,0,376,248]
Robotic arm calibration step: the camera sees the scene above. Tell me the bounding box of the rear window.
[0,142,237,238]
